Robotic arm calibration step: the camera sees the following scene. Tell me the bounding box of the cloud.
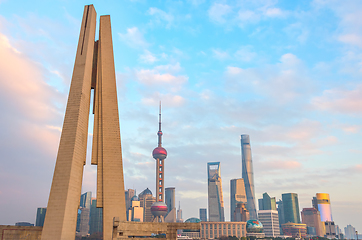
[119,27,149,49]
[264,7,284,17]
[257,160,302,172]
[0,32,64,224]
[311,84,362,115]
[225,53,311,103]
[147,7,174,28]
[134,63,188,91]
[234,46,257,62]
[338,34,362,48]
[208,3,232,24]
[212,48,229,60]
[142,93,185,107]
[139,50,158,64]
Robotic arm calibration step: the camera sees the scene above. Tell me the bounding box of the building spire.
[157,101,163,147]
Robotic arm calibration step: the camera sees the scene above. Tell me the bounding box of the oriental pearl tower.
[151,102,168,222]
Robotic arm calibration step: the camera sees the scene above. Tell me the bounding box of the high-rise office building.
[259,192,276,211]
[258,210,280,237]
[35,208,47,227]
[165,187,176,222]
[127,196,144,222]
[230,178,247,221]
[301,208,323,237]
[89,198,103,235]
[282,193,300,224]
[199,208,207,222]
[138,188,156,222]
[80,191,92,208]
[240,134,257,219]
[165,187,175,214]
[344,225,356,240]
[125,189,135,211]
[77,192,92,234]
[276,200,284,235]
[324,221,336,238]
[207,162,224,222]
[312,197,318,210]
[78,208,90,236]
[315,193,333,222]
[233,203,249,222]
[177,201,183,222]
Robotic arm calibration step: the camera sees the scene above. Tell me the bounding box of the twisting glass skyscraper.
[241,134,257,219]
[207,162,224,222]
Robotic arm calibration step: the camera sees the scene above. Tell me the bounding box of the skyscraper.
[233,203,249,222]
[258,210,280,237]
[282,193,300,224]
[199,208,207,222]
[165,187,176,222]
[89,198,103,235]
[301,208,323,237]
[35,208,47,227]
[177,201,183,222]
[230,178,247,221]
[207,162,224,222]
[259,192,277,211]
[125,189,135,211]
[315,193,333,222]
[276,200,284,234]
[165,187,175,214]
[240,134,257,220]
[344,224,356,240]
[138,188,156,222]
[80,191,92,209]
[77,192,92,234]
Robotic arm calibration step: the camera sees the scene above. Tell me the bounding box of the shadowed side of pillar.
[93,15,127,240]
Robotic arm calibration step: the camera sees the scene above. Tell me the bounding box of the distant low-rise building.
[282,222,307,238]
[200,221,246,239]
[15,222,34,226]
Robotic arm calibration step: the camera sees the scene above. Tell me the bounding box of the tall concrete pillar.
[42,6,126,240]
[41,5,97,240]
[92,15,127,239]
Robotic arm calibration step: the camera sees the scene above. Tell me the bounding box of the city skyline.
[0,0,361,232]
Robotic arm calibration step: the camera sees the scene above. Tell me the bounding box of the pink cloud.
[311,84,362,115]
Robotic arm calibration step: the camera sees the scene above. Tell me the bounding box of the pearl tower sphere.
[151,102,168,221]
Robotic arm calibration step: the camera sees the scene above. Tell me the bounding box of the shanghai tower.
[241,134,257,219]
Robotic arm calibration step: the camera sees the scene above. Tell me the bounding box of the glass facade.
[208,162,224,222]
[230,178,247,221]
[240,134,257,220]
[316,193,333,222]
[282,193,300,224]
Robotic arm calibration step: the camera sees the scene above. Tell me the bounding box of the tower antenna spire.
[158,101,162,147]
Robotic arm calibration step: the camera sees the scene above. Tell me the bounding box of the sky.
[0,0,361,232]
